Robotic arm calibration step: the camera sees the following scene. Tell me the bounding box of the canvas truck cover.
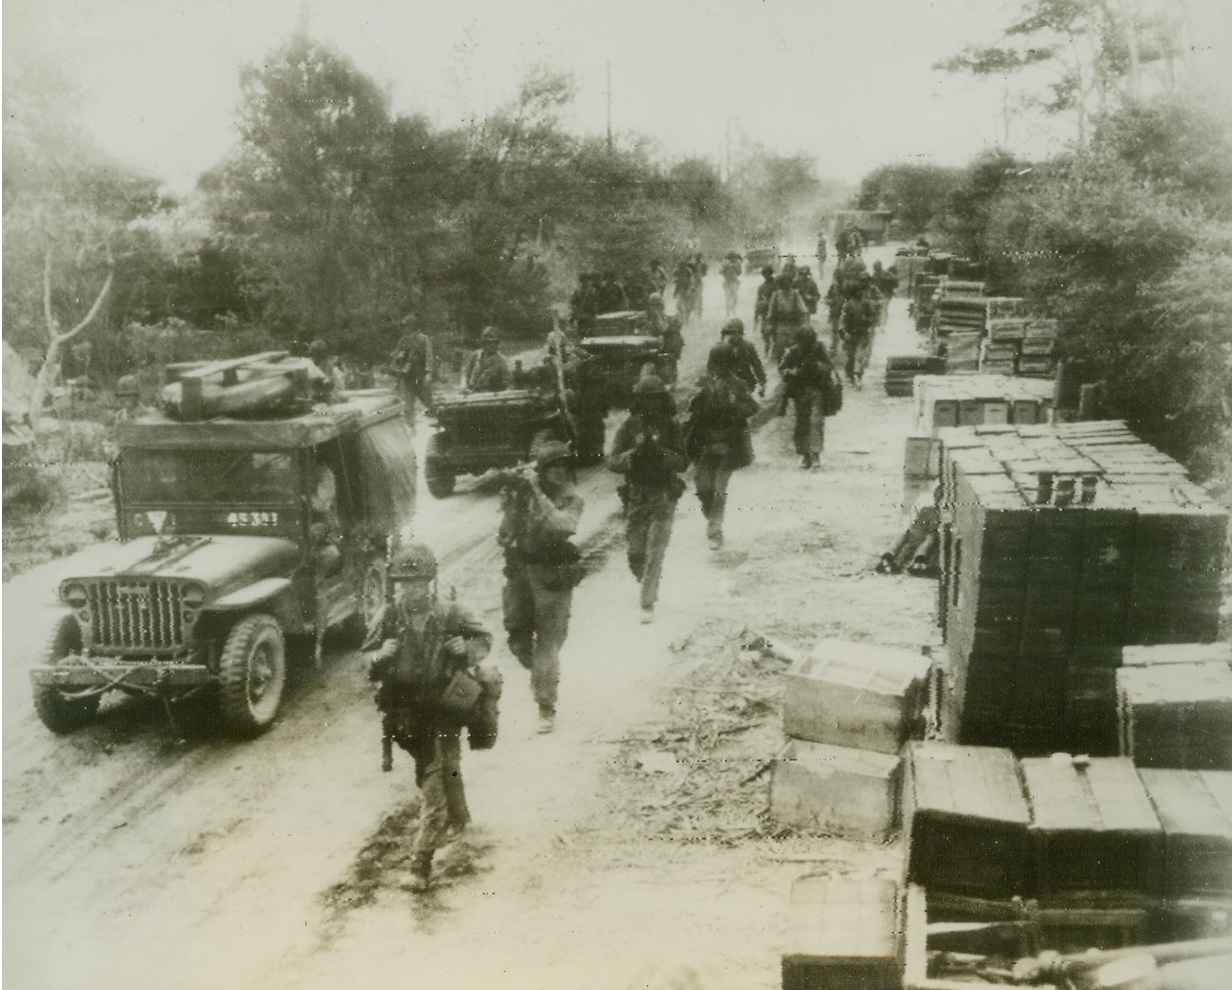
[355,414,417,536]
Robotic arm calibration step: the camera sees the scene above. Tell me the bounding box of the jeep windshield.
[121,450,297,506]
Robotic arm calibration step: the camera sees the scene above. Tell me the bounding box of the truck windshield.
[121,450,296,505]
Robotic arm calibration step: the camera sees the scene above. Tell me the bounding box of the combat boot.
[537,705,556,734]
[402,852,433,893]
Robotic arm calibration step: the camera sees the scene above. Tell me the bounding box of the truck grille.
[86,580,187,652]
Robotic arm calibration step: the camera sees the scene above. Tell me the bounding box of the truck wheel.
[425,434,455,498]
[33,616,101,734]
[219,614,287,736]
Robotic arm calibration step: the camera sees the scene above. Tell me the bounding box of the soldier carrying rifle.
[365,543,494,893]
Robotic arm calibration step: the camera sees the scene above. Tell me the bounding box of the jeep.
[29,367,417,737]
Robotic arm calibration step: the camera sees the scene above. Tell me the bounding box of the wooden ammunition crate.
[782,877,901,990]
[1117,661,1232,770]
[769,740,901,840]
[902,742,1033,899]
[781,640,929,753]
[1138,769,1232,901]
[1021,755,1162,901]
[1122,642,1232,667]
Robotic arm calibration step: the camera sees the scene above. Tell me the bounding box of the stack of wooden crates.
[936,420,1227,754]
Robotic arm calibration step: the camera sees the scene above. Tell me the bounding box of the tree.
[935,0,1185,147]
[4,56,164,426]
[210,35,391,337]
[855,163,962,237]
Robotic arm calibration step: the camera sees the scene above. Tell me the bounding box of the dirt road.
[4,247,937,990]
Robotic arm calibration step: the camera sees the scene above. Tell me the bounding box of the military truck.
[424,388,578,498]
[29,355,417,737]
[575,310,674,411]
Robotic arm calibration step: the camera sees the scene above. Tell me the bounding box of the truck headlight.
[62,583,88,608]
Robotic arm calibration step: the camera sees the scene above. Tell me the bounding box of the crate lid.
[906,742,1030,824]
[1022,755,1161,834]
[1122,643,1232,667]
[781,739,901,779]
[1139,769,1232,839]
[1118,661,1232,705]
[799,640,930,691]
[784,877,899,961]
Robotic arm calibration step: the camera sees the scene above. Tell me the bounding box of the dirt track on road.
[4,247,938,990]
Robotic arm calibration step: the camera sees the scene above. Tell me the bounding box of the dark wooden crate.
[1021,755,1162,900]
[903,742,1033,898]
[1064,668,1120,757]
[782,877,900,990]
[1138,769,1232,901]
[1118,662,1232,770]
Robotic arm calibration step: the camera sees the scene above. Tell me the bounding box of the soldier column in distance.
[607,375,689,623]
[365,543,493,893]
[498,439,585,734]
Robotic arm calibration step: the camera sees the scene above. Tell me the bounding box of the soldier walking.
[366,543,493,892]
[779,326,834,469]
[766,273,809,363]
[391,316,434,428]
[753,266,777,355]
[499,439,585,734]
[685,344,759,550]
[839,279,880,389]
[608,375,688,623]
[719,319,766,397]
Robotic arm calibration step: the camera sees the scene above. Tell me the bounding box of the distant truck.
[29,354,417,737]
[831,210,893,247]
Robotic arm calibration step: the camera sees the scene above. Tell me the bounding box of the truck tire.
[33,616,101,734]
[425,434,455,498]
[219,614,287,736]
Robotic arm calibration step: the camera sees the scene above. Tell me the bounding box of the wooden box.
[1118,662,1232,770]
[1122,642,1232,667]
[782,640,929,753]
[769,740,901,840]
[782,877,900,990]
[902,742,1033,898]
[1021,755,1162,900]
[1138,769,1232,901]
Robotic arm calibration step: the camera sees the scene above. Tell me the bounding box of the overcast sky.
[7,0,1232,193]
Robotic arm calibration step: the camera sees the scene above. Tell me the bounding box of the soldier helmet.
[720,318,745,337]
[479,326,500,344]
[647,292,665,310]
[308,339,328,359]
[399,313,418,328]
[532,437,574,469]
[761,266,775,278]
[115,374,140,397]
[796,324,818,344]
[389,543,438,581]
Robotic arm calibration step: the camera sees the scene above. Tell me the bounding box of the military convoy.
[29,355,417,737]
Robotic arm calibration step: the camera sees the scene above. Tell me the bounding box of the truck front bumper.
[30,657,213,695]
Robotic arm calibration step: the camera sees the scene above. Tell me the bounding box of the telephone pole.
[606,61,613,153]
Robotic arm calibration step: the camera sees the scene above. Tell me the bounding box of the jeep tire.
[424,433,455,498]
[33,615,102,734]
[219,613,287,736]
